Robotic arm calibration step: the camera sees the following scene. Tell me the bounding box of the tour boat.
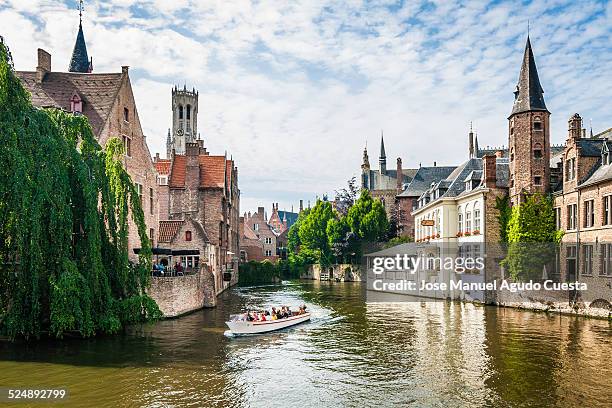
[226,312,311,335]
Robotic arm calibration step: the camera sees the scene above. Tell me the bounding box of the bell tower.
[508,35,550,205]
[171,85,198,155]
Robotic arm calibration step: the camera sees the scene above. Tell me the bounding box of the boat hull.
[226,313,311,334]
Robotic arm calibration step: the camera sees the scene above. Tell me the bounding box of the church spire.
[468,122,475,158]
[510,35,547,116]
[69,0,92,73]
[379,131,387,175]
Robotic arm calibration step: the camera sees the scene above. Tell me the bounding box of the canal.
[1,281,611,407]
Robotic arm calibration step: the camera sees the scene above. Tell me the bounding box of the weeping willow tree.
[0,39,160,339]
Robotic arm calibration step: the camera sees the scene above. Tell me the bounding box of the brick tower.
[508,36,550,205]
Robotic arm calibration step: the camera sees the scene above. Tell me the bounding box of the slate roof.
[69,22,91,73]
[15,71,124,137]
[577,139,603,157]
[510,36,548,116]
[397,166,457,197]
[578,160,611,188]
[277,210,299,228]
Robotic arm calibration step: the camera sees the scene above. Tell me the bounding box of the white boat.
[226,313,311,335]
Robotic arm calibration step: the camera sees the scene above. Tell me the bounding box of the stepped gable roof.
[199,155,226,188]
[158,220,184,243]
[510,36,548,116]
[155,159,171,175]
[15,71,124,136]
[398,166,457,197]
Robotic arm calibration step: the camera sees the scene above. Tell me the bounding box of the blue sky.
[1,0,611,214]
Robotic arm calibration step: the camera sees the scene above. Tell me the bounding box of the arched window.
[457,206,463,233]
[186,104,191,120]
[510,147,514,162]
[179,105,184,119]
[70,93,82,113]
[534,142,543,159]
[474,203,481,232]
[534,117,542,130]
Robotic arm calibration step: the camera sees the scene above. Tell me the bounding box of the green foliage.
[495,195,512,243]
[286,190,390,266]
[347,190,389,241]
[500,194,564,281]
[382,235,414,249]
[0,40,158,339]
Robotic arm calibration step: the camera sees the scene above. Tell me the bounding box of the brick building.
[15,18,159,258]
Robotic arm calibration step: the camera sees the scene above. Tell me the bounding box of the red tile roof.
[169,155,187,188]
[158,220,184,243]
[155,159,171,175]
[199,155,226,188]
[15,71,124,137]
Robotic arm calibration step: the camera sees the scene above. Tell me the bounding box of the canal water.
[1,281,611,407]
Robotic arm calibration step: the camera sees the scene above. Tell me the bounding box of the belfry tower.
[170,85,198,155]
[508,35,550,204]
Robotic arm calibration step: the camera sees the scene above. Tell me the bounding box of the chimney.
[299,200,303,212]
[495,150,503,158]
[396,158,403,191]
[433,161,437,167]
[257,207,264,217]
[185,141,199,156]
[36,49,51,84]
[483,154,497,188]
[155,153,160,162]
[122,66,129,74]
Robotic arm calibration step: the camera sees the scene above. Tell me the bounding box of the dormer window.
[465,181,472,191]
[70,92,82,114]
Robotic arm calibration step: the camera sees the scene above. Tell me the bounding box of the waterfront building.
[361,134,418,219]
[15,13,159,259]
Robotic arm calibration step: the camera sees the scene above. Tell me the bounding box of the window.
[534,176,542,186]
[122,135,132,157]
[149,188,154,215]
[185,230,192,241]
[123,107,129,122]
[566,158,576,180]
[158,175,168,186]
[534,143,543,159]
[583,245,593,275]
[567,204,577,230]
[253,223,259,231]
[474,207,481,232]
[179,105,184,119]
[534,121,542,130]
[186,104,191,120]
[602,244,612,276]
[554,207,561,230]
[458,208,463,234]
[136,183,143,204]
[70,93,82,113]
[264,237,272,244]
[465,211,472,233]
[584,200,595,228]
[149,228,154,245]
[510,147,514,162]
[604,196,611,225]
[265,250,272,257]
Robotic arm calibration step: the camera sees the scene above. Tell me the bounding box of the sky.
[1,0,611,214]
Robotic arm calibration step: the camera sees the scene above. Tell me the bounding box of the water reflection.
[0,281,610,407]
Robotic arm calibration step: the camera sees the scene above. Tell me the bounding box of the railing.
[151,267,198,277]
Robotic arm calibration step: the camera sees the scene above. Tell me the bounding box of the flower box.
[456,232,463,237]
[464,231,471,236]
[473,230,480,235]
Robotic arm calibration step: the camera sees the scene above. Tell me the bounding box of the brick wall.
[147,264,216,317]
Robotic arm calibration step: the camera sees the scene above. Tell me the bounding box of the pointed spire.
[379,130,387,175]
[475,134,479,156]
[468,122,474,158]
[590,119,594,138]
[69,1,91,73]
[510,35,547,116]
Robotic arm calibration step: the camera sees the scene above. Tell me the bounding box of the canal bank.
[1,281,611,407]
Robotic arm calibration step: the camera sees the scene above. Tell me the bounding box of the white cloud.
[1,0,611,214]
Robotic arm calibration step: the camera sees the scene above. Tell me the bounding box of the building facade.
[16,20,159,259]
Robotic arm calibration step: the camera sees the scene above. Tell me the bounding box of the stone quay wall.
[301,264,363,282]
[147,264,216,318]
